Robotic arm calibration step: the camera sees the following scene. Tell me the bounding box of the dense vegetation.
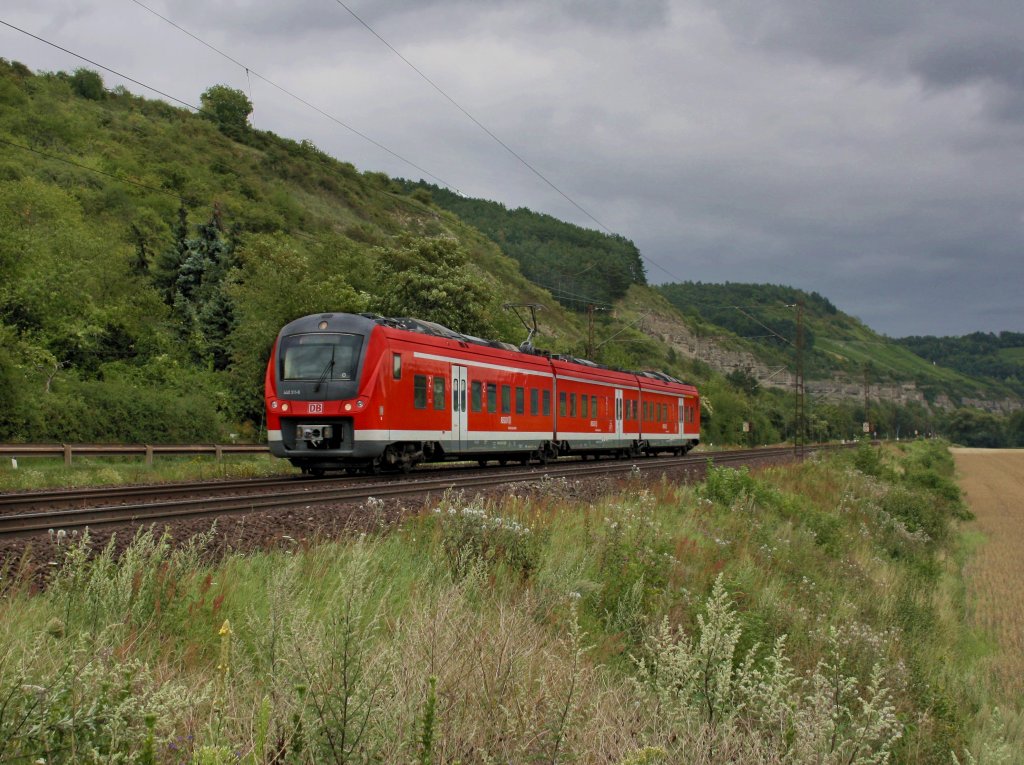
[406,183,648,310]
[2,442,1016,762]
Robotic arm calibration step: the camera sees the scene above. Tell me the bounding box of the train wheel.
[478,459,488,467]
[499,458,508,466]
[535,449,548,465]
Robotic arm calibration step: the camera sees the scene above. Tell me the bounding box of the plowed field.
[953,448,1024,701]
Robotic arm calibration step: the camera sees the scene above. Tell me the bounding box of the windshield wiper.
[313,346,336,393]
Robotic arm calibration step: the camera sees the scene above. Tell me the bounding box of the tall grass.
[0,441,1014,763]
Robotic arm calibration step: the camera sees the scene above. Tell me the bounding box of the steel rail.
[0,444,849,540]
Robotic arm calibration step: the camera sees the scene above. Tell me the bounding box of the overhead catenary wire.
[329,0,684,283]
[0,18,199,112]
[0,19,445,221]
[124,0,455,191]
[4,9,684,285]
[0,136,184,202]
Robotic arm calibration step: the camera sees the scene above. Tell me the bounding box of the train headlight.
[281,403,290,412]
[356,400,365,408]
[344,403,352,411]
[271,400,279,410]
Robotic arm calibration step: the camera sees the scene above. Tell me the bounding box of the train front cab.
[266,313,385,473]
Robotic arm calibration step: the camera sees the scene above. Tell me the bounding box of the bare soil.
[952,448,1024,701]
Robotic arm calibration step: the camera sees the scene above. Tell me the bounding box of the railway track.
[0,444,851,540]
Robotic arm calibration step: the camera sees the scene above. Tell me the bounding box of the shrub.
[70,68,104,100]
[433,493,545,580]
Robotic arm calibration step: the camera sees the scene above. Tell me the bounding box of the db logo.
[308,402,324,414]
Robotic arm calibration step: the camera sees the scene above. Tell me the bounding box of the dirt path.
[952,448,1024,701]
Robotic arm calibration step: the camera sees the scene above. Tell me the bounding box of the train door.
[615,388,624,444]
[451,365,468,450]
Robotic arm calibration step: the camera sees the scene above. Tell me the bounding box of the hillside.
[897,332,1024,395]
[657,282,1020,409]
[0,60,598,443]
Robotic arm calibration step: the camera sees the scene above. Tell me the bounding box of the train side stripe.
[412,351,553,378]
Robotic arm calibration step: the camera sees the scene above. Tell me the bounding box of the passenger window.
[392,353,402,380]
[592,395,598,417]
[559,392,567,417]
[530,388,538,416]
[487,383,497,413]
[543,390,551,416]
[570,393,576,417]
[516,386,525,415]
[581,395,588,418]
[501,385,511,414]
[413,375,427,409]
[472,381,482,412]
[434,377,445,410]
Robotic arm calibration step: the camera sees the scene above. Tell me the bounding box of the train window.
[281,333,363,382]
[471,381,482,412]
[413,375,427,409]
[559,392,566,417]
[570,393,576,417]
[434,377,445,410]
[487,383,497,413]
[501,385,511,414]
[392,353,402,380]
[543,390,551,416]
[581,395,588,418]
[530,388,538,416]
[592,396,598,418]
[516,386,525,415]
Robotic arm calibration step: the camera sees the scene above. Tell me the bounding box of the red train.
[265,313,700,474]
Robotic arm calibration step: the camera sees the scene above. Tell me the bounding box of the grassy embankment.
[0,455,294,492]
[1,441,1017,763]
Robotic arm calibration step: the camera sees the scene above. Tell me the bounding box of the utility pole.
[862,362,871,439]
[586,304,596,359]
[793,301,805,459]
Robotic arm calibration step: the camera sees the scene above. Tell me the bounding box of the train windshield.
[280,333,363,382]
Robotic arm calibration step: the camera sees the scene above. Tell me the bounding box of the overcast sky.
[3,0,1024,337]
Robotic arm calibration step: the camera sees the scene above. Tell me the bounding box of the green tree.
[199,84,252,138]
[945,408,1006,448]
[371,236,512,340]
[70,68,104,100]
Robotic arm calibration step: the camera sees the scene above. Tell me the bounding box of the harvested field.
[953,447,1024,701]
